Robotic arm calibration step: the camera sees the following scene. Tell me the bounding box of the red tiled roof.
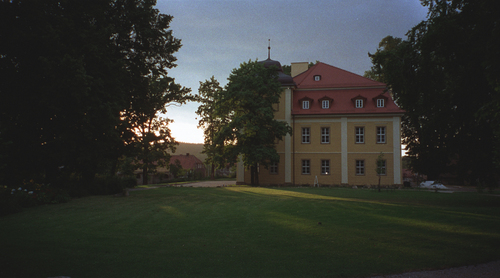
[292,62,404,115]
[169,153,205,170]
[294,62,386,89]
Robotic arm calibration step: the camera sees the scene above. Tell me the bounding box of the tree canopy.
[209,60,292,185]
[0,0,192,190]
[367,0,500,186]
[196,76,226,179]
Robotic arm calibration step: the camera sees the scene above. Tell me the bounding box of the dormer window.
[355,99,363,108]
[322,100,329,109]
[319,96,333,109]
[373,94,388,108]
[351,95,367,109]
[314,75,321,81]
[299,97,313,110]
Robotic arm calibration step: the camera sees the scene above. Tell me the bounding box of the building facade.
[236,60,404,186]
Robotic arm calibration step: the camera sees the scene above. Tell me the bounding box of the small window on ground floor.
[356,160,365,175]
[321,160,330,175]
[302,160,310,174]
[269,162,278,174]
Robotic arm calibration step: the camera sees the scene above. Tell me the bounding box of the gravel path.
[369,260,500,278]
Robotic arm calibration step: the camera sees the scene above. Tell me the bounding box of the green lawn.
[1,186,499,278]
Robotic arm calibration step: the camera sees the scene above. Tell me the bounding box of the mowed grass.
[1,186,500,278]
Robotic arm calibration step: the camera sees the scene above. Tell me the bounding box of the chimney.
[291,62,309,77]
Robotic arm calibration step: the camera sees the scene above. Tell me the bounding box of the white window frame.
[355,127,364,144]
[321,160,330,175]
[302,100,310,109]
[302,160,310,174]
[356,160,365,175]
[355,99,363,108]
[376,126,386,144]
[321,100,329,109]
[302,127,310,144]
[321,127,330,144]
[314,75,321,81]
[269,162,278,174]
[377,98,385,107]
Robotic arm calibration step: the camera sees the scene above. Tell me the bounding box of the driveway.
[172,180,237,187]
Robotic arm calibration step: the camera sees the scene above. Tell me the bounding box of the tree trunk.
[211,163,215,180]
[142,164,148,185]
[250,165,255,185]
[250,164,259,186]
[255,167,259,186]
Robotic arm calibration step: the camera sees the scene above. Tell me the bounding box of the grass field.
[1,186,499,278]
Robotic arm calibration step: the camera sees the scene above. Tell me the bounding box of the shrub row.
[0,182,71,216]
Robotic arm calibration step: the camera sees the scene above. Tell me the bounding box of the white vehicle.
[419,181,447,189]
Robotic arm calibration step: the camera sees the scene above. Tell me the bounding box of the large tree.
[196,76,226,179]
[0,0,190,189]
[214,60,292,185]
[367,0,500,186]
[129,76,192,185]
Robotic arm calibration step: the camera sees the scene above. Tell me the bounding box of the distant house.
[135,153,207,185]
[169,153,207,179]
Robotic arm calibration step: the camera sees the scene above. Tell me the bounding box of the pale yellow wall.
[294,119,342,153]
[293,153,342,185]
[291,116,399,186]
[273,89,286,120]
[347,153,394,186]
[347,119,393,153]
[243,154,286,185]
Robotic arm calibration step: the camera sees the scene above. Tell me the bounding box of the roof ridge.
[293,61,386,88]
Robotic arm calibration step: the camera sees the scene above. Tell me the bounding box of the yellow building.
[236,60,404,187]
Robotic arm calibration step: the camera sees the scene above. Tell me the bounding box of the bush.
[0,182,71,216]
[88,175,137,195]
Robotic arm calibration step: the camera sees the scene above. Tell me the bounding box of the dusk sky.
[154,0,429,144]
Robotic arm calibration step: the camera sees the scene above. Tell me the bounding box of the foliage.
[0,0,191,191]
[0,181,71,216]
[367,0,500,185]
[213,60,292,185]
[375,153,385,192]
[127,75,193,185]
[87,175,137,196]
[196,76,226,179]
[169,159,184,179]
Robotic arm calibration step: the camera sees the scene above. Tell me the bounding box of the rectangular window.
[269,162,278,174]
[377,99,385,107]
[321,160,330,175]
[355,99,363,108]
[356,160,365,175]
[322,100,329,109]
[302,160,310,174]
[355,127,364,143]
[302,100,310,109]
[302,127,310,143]
[376,160,387,175]
[377,127,386,143]
[321,127,330,143]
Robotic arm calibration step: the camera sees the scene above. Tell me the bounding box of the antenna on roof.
[268,39,271,59]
